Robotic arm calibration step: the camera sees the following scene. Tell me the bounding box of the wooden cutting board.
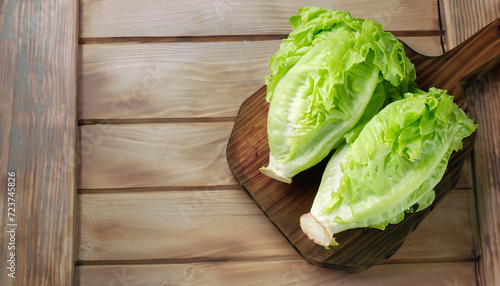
[226,19,500,272]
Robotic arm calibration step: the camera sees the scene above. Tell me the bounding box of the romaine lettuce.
[260,7,416,183]
[300,88,477,246]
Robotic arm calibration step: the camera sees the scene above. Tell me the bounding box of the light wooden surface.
[78,41,281,121]
[76,261,476,286]
[79,0,439,37]
[74,0,498,284]
[76,190,298,262]
[0,0,78,285]
[79,123,237,189]
[1,0,498,284]
[77,38,442,123]
[76,189,473,263]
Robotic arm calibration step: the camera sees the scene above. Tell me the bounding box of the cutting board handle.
[411,18,500,107]
[448,18,500,87]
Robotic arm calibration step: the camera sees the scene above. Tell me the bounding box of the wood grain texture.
[404,18,500,110]
[468,69,500,285]
[72,1,497,284]
[78,36,443,123]
[78,41,281,120]
[77,103,467,193]
[76,190,299,262]
[80,0,439,38]
[78,123,237,189]
[388,189,475,263]
[456,159,472,189]
[76,189,473,263]
[440,2,500,284]
[441,0,500,51]
[0,0,77,285]
[397,35,443,57]
[75,261,476,286]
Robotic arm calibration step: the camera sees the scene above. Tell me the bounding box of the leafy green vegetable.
[300,88,477,247]
[260,7,416,183]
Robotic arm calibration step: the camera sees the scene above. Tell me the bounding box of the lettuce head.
[260,7,416,183]
[300,88,477,247]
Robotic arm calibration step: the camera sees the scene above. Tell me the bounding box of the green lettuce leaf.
[260,7,416,183]
[301,88,476,246]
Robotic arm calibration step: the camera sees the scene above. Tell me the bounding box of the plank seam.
[75,256,477,266]
[79,30,444,45]
[437,0,447,54]
[78,117,237,125]
[77,185,242,194]
[76,256,300,266]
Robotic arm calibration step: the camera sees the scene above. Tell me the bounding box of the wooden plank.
[78,41,281,121]
[398,36,443,57]
[0,0,77,285]
[78,120,469,190]
[76,261,476,285]
[80,0,439,38]
[78,123,237,189]
[78,36,442,122]
[468,69,500,285]
[388,189,475,262]
[76,189,473,263]
[440,2,500,284]
[440,0,500,51]
[76,190,300,262]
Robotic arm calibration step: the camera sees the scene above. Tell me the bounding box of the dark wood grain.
[79,0,439,38]
[0,0,78,285]
[440,2,500,285]
[440,3,500,284]
[226,19,500,271]
[402,18,500,111]
[468,69,500,285]
[440,0,500,52]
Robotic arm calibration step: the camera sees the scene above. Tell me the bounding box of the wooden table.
[1,0,499,285]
